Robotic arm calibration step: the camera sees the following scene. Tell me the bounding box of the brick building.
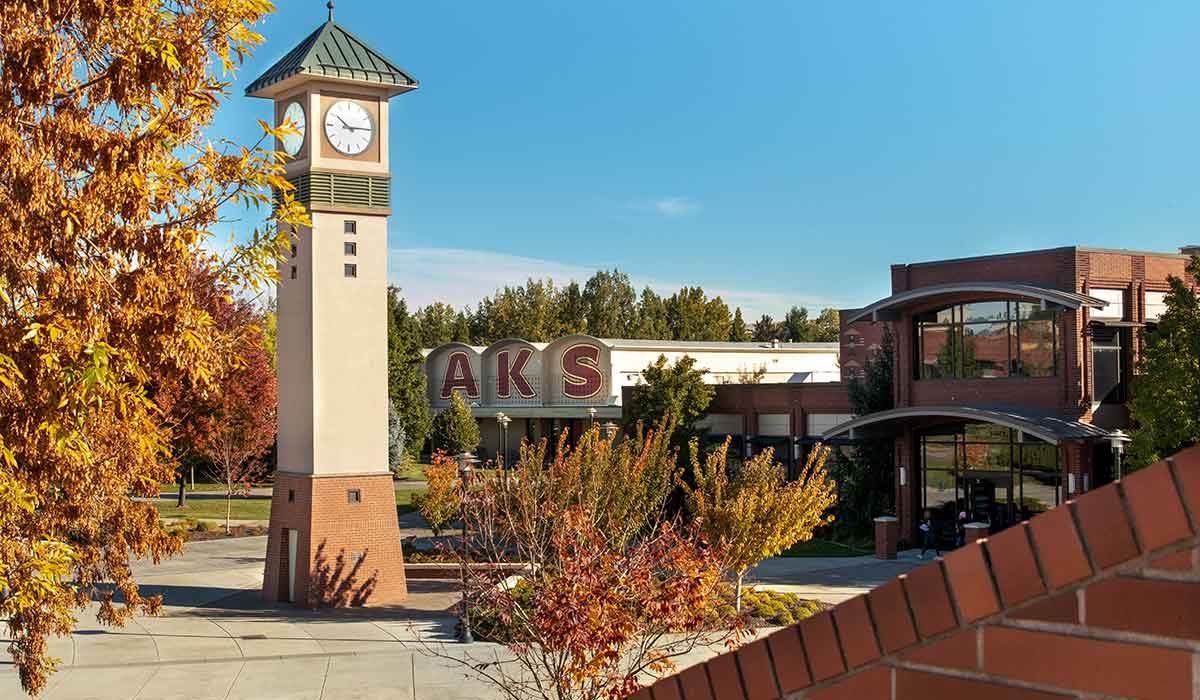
[825,245,1196,542]
[622,382,855,478]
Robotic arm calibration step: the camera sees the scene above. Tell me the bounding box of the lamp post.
[601,421,618,439]
[1108,429,1132,481]
[455,451,477,644]
[587,407,597,428]
[497,413,511,471]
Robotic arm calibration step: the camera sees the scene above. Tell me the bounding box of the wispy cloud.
[652,196,701,217]
[387,247,842,319]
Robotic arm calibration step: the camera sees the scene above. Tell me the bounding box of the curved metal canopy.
[820,405,1113,445]
[843,283,1108,324]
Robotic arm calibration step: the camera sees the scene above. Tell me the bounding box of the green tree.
[811,308,841,342]
[557,281,588,335]
[729,308,750,341]
[634,287,671,339]
[413,302,462,347]
[666,287,731,341]
[432,392,481,455]
[684,440,837,610]
[831,326,895,536]
[1129,256,1200,468]
[784,306,811,341]
[752,314,783,342]
[583,269,637,338]
[388,290,432,459]
[626,355,715,452]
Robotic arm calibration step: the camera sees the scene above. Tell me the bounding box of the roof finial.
[327,0,334,22]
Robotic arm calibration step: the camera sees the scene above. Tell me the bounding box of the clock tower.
[246,3,417,607]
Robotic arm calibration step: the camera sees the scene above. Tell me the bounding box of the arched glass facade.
[915,301,1060,379]
[920,423,1061,530]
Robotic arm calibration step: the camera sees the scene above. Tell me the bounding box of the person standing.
[919,510,941,559]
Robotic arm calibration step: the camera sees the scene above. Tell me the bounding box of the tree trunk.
[225,468,232,534]
[735,570,745,613]
[176,474,186,507]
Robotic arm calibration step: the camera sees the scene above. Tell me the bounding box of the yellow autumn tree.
[0,1,306,694]
[684,440,838,610]
[412,451,462,536]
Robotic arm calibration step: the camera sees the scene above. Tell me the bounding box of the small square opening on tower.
[344,263,357,278]
[347,489,361,504]
[343,220,357,235]
[344,242,357,256]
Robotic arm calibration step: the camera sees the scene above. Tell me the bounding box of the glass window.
[963,441,1011,471]
[920,325,955,379]
[1091,328,1123,403]
[1016,319,1056,376]
[1145,291,1168,321]
[1090,288,1125,320]
[924,469,957,511]
[962,301,1009,323]
[344,263,357,278]
[1017,443,1059,514]
[915,301,1059,380]
[344,220,357,234]
[344,242,357,256]
[962,322,1010,378]
[964,423,1010,444]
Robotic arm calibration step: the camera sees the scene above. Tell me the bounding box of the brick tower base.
[263,472,407,607]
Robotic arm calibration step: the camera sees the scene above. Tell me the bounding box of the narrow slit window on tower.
[344,263,357,278]
[290,243,297,258]
[290,265,297,279]
[344,242,357,256]
[343,220,356,235]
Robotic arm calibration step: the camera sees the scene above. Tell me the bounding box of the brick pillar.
[874,516,898,560]
[264,472,407,607]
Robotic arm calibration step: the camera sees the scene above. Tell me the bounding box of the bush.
[718,584,826,626]
[413,451,461,536]
[431,392,479,455]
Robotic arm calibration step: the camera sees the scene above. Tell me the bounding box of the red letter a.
[440,351,479,399]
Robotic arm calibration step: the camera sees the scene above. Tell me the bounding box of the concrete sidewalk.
[747,550,924,604]
[2,537,921,698]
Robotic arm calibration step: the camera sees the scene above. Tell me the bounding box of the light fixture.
[1108,429,1132,480]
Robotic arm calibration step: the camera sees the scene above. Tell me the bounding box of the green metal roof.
[245,20,417,97]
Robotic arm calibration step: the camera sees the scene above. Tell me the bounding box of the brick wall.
[263,472,407,607]
[890,248,1074,293]
[631,443,1200,700]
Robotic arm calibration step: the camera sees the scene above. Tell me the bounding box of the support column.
[264,472,406,607]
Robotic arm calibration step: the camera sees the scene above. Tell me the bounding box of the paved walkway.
[2,538,920,699]
[747,550,924,604]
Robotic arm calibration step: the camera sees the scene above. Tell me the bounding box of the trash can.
[874,516,898,560]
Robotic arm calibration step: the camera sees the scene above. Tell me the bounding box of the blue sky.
[214,1,1199,317]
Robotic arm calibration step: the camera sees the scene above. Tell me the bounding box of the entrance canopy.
[843,282,1108,324]
[821,405,1113,445]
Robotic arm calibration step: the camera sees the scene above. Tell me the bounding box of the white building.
[423,334,840,462]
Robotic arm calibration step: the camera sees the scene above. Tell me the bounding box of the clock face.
[323,100,374,156]
[280,101,305,157]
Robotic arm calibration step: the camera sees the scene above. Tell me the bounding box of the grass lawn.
[778,538,872,558]
[155,486,425,521]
